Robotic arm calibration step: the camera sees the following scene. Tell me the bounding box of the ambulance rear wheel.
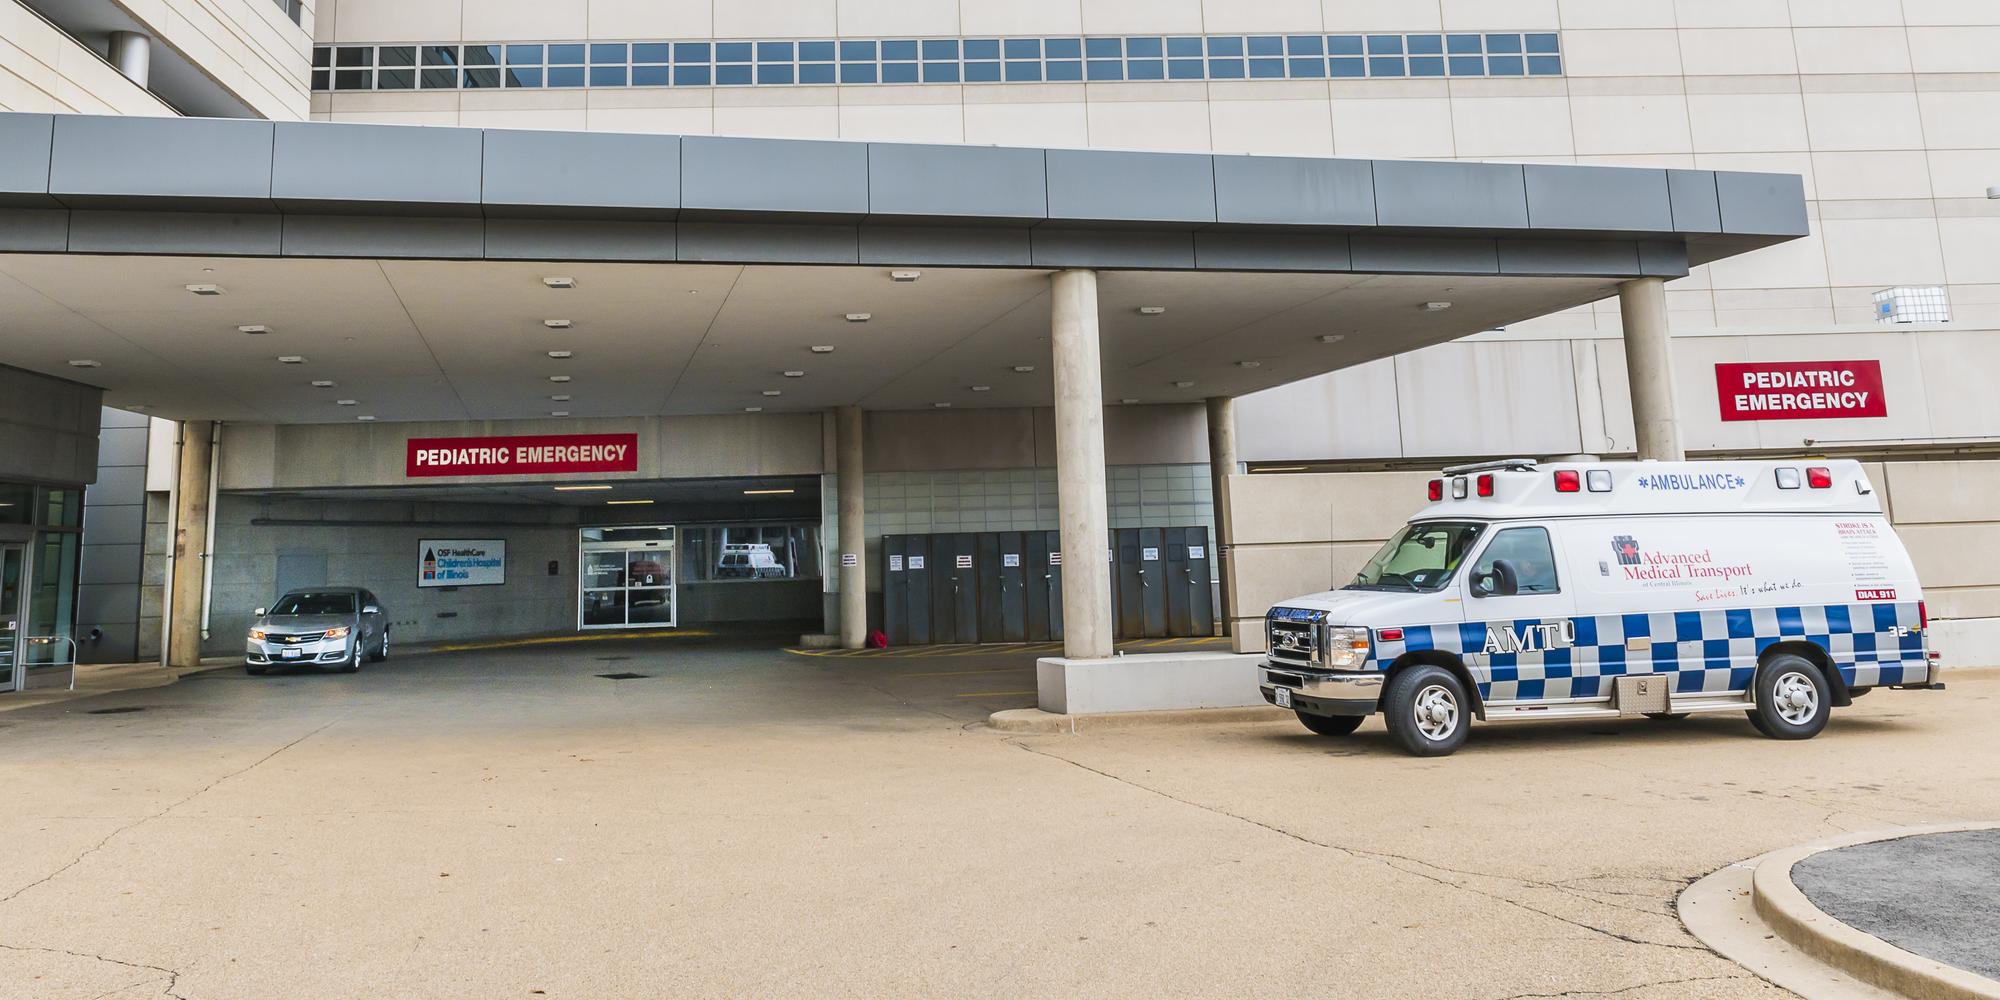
[1296,711,1364,737]
[1751,654,1830,740]
[1384,665,1470,757]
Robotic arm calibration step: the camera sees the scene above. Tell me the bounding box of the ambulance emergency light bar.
[1427,462,1837,501]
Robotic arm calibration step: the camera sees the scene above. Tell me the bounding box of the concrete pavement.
[0,635,1994,999]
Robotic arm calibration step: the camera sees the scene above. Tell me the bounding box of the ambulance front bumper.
[1260,664,1383,717]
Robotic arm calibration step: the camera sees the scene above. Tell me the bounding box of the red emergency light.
[1807,466,1833,489]
[1427,479,1443,501]
[1377,627,1404,642]
[1476,473,1495,497]
[1553,469,1581,493]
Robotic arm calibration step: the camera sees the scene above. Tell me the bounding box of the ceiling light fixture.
[185,284,222,295]
[553,485,612,492]
[1138,306,1166,316]
[548,350,573,359]
[1120,398,1140,405]
[1236,360,1262,369]
[744,406,763,413]
[970,385,991,392]
[543,276,575,289]
[311,380,335,388]
[783,370,806,378]
[810,345,836,354]
[357,415,376,421]
[1423,301,1453,312]
[277,356,306,364]
[890,270,921,282]
[335,399,357,406]
[1317,334,1346,344]
[550,394,571,402]
[933,402,952,408]
[845,313,872,323]
[128,404,151,411]
[744,488,796,496]
[549,375,572,383]
[238,325,270,335]
[67,359,100,368]
[605,498,654,505]
[544,319,572,329]
[1012,365,1035,373]
[1173,380,1196,389]
[762,389,782,397]
[550,410,570,417]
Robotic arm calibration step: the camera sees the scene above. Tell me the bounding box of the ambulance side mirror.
[1472,560,1520,598]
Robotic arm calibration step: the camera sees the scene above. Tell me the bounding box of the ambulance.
[1259,459,1943,756]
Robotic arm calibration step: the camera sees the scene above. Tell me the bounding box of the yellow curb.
[429,630,713,653]
[1748,822,2000,1000]
[989,705,1291,734]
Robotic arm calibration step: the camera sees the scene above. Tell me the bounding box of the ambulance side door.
[1460,524,1580,704]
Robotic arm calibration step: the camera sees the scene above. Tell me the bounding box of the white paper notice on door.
[956,554,973,569]
[1189,546,1205,559]
[889,555,904,571]
[1003,553,1020,567]
[1142,547,1160,561]
[909,556,926,569]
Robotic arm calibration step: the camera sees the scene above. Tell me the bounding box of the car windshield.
[1346,521,1485,593]
[270,592,356,616]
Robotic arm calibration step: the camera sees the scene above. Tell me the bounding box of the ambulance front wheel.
[1383,664,1471,756]
[1296,711,1364,737]
[1750,654,1831,740]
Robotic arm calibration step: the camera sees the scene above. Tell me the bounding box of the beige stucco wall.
[0,0,178,115]
[114,0,316,120]
[1223,460,2000,668]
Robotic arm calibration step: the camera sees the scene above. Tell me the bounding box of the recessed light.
[549,375,571,383]
[845,313,871,323]
[783,370,806,378]
[544,319,572,329]
[553,485,612,492]
[277,356,306,364]
[890,270,921,282]
[311,380,335,388]
[744,406,763,413]
[547,350,573,359]
[67,359,100,368]
[1423,301,1453,312]
[1236,360,1262,369]
[128,404,151,411]
[335,399,357,406]
[605,498,654,506]
[543,276,575,289]
[810,345,836,354]
[185,284,222,295]
[970,385,991,392]
[550,394,571,402]
[744,488,796,496]
[1173,380,1195,389]
[238,325,270,335]
[1012,365,1035,374]
[933,402,952,408]
[1317,334,1346,344]
[762,389,782,397]
[356,415,375,421]
[550,410,570,417]
[1120,398,1140,405]
[1138,306,1166,316]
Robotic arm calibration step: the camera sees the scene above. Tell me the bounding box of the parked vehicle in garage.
[1260,459,1941,756]
[245,588,389,675]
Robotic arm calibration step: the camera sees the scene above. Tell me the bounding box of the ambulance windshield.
[1347,521,1485,593]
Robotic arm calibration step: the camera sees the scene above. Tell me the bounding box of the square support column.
[1205,396,1237,637]
[1618,276,1684,461]
[1051,269,1114,660]
[835,405,867,650]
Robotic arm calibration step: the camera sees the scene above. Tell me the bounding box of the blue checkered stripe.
[1367,602,1927,703]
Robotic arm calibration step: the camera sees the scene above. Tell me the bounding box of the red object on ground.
[868,629,888,649]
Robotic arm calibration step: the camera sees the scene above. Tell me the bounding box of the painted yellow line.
[895,667,1032,678]
[954,690,1038,698]
[431,630,713,653]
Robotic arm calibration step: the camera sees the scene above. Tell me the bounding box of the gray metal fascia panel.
[271,122,484,212]
[67,211,283,256]
[1043,149,1216,226]
[858,226,1034,266]
[1638,240,1691,277]
[1212,155,1374,227]
[1666,169,1723,234]
[1522,164,1671,233]
[484,219,677,262]
[1194,233,1351,271]
[866,143,1047,221]
[50,116,274,207]
[1715,170,1810,237]
[1349,236,1500,274]
[1031,229,1197,269]
[681,136,869,219]
[0,113,54,206]
[1371,160,1529,230]
[676,222,860,264]
[482,129,679,217]
[1497,239,1643,277]
[280,215,486,258]
[0,209,68,252]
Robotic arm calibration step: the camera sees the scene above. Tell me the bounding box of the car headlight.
[248,628,266,640]
[323,626,351,639]
[1322,626,1371,669]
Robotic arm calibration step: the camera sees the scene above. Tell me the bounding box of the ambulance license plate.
[1273,687,1292,709]
[281,648,302,660]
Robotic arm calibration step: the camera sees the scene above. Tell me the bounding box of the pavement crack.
[1488,973,1757,999]
[1010,740,1710,955]
[0,717,341,908]
[0,942,186,999]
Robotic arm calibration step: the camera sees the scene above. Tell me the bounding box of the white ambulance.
[1259,459,1943,756]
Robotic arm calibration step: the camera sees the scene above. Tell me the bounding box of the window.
[1348,522,1484,593]
[1471,527,1560,597]
[675,523,823,583]
[271,592,358,616]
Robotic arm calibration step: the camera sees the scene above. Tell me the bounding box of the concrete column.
[835,405,867,650]
[1204,396,1237,637]
[1618,276,1684,461]
[166,420,213,668]
[109,32,151,88]
[1051,269,1114,660]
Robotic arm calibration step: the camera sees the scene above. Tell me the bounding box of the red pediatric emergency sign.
[1714,361,1887,422]
[405,433,639,477]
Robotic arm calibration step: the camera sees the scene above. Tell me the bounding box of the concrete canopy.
[0,113,1809,425]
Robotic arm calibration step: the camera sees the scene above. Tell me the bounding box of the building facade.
[3,0,1998,673]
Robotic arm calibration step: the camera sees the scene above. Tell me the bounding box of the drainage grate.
[87,706,146,715]
[595,672,650,680]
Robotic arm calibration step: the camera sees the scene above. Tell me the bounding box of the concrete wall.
[106,0,316,119]
[0,364,101,486]
[1222,459,2000,670]
[0,0,178,115]
[77,406,149,662]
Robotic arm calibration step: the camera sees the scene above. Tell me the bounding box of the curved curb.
[989,705,1289,734]
[1748,822,2000,1000]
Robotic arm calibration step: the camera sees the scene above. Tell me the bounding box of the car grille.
[1267,620,1317,668]
[270,631,327,644]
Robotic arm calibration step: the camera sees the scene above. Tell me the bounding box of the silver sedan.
[245,588,389,675]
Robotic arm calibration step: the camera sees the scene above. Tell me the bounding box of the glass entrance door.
[1,545,24,693]
[578,528,676,630]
